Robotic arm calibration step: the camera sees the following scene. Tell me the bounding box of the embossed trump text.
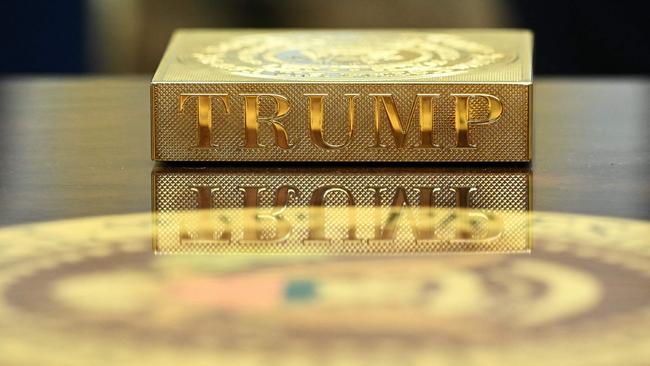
[179,92,503,150]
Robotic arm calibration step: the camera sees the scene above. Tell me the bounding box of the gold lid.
[153,29,533,84]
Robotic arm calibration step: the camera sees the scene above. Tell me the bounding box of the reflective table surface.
[0,77,648,365]
[0,77,648,224]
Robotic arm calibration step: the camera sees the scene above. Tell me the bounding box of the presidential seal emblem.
[188,31,511,80]
[0,210,649,365]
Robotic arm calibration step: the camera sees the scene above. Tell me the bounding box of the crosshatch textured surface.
[151,29,532,162]
[152,168,531,254]
[151,83,530,161]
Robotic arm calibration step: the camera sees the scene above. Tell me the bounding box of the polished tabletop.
[0,76,649,366]
[0,77,647,225]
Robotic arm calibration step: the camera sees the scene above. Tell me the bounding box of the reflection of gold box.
[152,167,531,254]
[151,29,532,162]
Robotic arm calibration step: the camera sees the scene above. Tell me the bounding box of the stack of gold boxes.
[150,29,533,254]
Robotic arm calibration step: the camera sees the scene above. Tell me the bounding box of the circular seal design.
[188,32,511,80]
[0,211,649,365]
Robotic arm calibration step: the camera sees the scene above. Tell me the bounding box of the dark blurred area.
[1,0,648,75]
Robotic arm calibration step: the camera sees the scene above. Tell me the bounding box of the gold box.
[152,167,531,254]
[151,29,533,162]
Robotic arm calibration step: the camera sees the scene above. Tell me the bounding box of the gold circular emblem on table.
[189,32,510,80]
[0,211,649,365]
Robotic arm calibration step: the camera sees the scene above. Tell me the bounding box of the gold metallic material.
[453,93,503,148]
[151,29,533,162]
[152,167,531,254]
[242,93,292,149]
[178,93,231,148]
[307,93,358,149]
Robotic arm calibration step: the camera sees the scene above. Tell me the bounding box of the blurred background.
[1,0,648,75]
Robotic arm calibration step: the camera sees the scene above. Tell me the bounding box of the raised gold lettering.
[179,94,231,148]
[452,94,503,148]
[369,94,440,148]
[306,94,359,149]
[241,94,292,149]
